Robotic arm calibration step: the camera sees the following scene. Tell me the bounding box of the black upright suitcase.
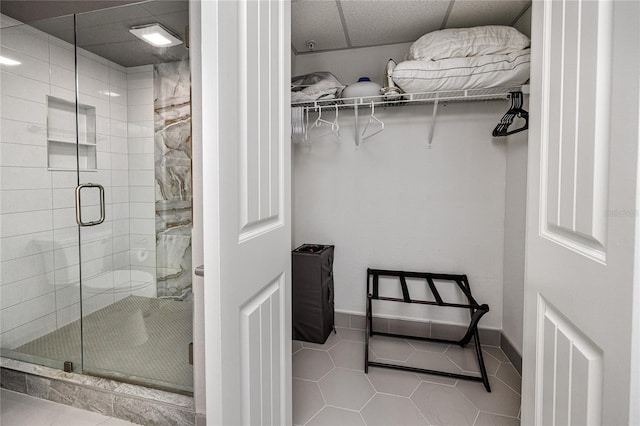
[292,244,335,343]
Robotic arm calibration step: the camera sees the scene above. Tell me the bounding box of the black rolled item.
[292,244,335,344]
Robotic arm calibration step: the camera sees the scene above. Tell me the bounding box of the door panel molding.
[536,295,603,425]
[239,0,283,242]
[240,274,285,426]
[539,0,613,263]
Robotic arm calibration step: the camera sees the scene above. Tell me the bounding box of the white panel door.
[196,0,292,424]
[523,0,640,425]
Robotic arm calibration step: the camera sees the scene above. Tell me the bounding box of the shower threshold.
[0,356,196,425]
[10,295,193,395]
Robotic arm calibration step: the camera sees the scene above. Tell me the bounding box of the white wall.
[0,15,157,349]
[502,130,528,353]
[292,44,531,331]
[514,6,532,39]
[294,43,411,89]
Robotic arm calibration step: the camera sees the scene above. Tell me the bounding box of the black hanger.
[492,91,528,137]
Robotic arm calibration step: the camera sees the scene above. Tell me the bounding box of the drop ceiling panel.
[292,0,348,52]
[86,40,188,68]
[446,0,530,28]
[137,1,188,16]
[29,16,75,46]
[154,11,189,36]
[340,0,450,47]
[76,18,157,46]
[0,1,141,23]
[75,5,151,29]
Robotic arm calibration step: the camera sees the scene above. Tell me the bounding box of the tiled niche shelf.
[47,95,97,171]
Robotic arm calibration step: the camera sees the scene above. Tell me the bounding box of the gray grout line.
[292,377,319,384]
[417,377,458,388]
[297,379,326,425]
[295,347,329,353]
[322,404,360,413]
[408,380,421,399]
[498,360,522,378]
[302,403,325,426]
[491,374,522,397]
[357,391,377,415]
[477,409,522,420]
[455,382,484,413]
[314,367,335,383]
[373,390,412,398]
[316,382,328,407]
[326,352,337,369]
[472,410,481,426]
[362,369,375,393]
[482,348,502,365]
[407,391,431,425]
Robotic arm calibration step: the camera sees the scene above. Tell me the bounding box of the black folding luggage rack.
[365,268,492,392]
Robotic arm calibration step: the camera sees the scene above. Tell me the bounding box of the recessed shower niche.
[46,95,97,170]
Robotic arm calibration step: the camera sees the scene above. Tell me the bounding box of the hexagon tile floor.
[293,326,521,426]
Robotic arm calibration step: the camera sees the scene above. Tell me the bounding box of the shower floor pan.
[14,295,193,394]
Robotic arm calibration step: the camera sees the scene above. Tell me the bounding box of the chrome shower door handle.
[75,183,106,226]
[195,265,204,277]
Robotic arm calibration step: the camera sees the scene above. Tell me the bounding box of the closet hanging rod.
[291,86,525,110]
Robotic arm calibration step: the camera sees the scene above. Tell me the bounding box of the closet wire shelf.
[290,86,524,110]
[291,86,526,147]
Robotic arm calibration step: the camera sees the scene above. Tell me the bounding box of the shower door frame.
[0,14,85,374]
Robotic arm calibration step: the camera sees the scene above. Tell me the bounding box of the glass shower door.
[0,15,83,372]
[75,2,193,394]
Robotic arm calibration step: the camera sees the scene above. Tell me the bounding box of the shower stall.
[0,1,193,396]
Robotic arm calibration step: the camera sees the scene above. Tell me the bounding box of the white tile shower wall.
[0,16,133,348]
[293,44,514,331]
[126,66,157,298]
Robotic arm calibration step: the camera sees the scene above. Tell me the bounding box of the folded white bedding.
[407,26,530,62]
[392,49,530,94]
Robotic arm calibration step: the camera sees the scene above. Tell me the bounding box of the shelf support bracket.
[427,99,439,148]
[354,103,360,147]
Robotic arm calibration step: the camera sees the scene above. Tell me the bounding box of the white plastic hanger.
[361,102,384,140]
[304,106,310,143]
[291,106,304,143]
[312,104,340,140]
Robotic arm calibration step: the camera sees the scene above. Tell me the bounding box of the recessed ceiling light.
[0,56,21,66]
[129,24,182,47]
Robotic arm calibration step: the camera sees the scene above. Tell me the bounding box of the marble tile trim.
[0,357,194,409]
[1,357,196,425]
[500,333,522,375]
[1,365,195,426]
[0,367,26,393]
[335,312,502,346]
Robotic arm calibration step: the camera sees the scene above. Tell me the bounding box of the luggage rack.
[365,268,492,392]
